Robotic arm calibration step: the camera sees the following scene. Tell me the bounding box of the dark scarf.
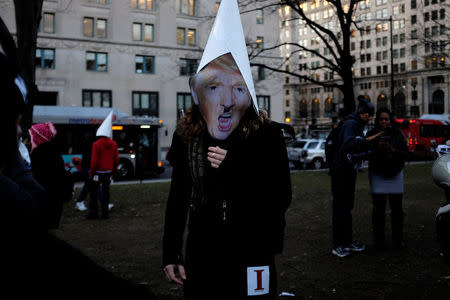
[187,134,207,211]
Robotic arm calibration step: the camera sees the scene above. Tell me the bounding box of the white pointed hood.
[96,110,113,138]
[197,0,258,112]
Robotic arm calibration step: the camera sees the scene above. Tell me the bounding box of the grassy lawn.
[53,162,450,299]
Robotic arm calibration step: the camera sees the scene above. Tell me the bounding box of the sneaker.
[108,203,114,211]
[75,201,88,211]
[332,246,351,258]
[345,241,366,252]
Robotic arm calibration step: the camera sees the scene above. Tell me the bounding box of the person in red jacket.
[88,111,119,219]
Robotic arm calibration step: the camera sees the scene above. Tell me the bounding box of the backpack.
[325,120,345,169]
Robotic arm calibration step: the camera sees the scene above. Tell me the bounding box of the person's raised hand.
[207,146,227,168]
[163,264,186,286]
[366,131,384,142]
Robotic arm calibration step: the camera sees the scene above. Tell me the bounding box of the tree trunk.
[13,0,43,131]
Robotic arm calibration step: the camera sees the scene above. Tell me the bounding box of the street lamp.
[356,17,394,110]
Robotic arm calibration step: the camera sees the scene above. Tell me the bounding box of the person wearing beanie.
[88,111,119,219]
[29,122,69,229]
[329,96,383,258]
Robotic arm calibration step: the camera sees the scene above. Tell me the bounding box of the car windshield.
[307,142,318,149]
[292,141,307,148]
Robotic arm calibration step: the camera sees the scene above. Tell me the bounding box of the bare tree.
[416,1,450,68]
[13,0,44,130]
[247,0,363,115]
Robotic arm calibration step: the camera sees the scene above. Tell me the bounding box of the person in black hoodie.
[366,108,408,250]
[329,96,382,258]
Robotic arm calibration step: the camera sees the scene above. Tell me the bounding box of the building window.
[86,52,108,72]
[311,98,320,118]
[96,19,107,38]
[324,97,333,117]
[256,9,264,24]
[35,48,55,69]
[42,12,55,33]
[131,0,154,10]
[299,99,308,118]
[440,9,445,20]
[411,0,416,9]
[256,36,264,49]
[411,45,417,55]
[132,91,158,116]
[257,96,270,115]
[82,90,112,107]
[411,60,418,70]
[133,23,154,42]
[179,58,198,76]
[257,66,265,80]
[135,55,155,74]
[176,0,197,16]
[83,0,109,3]
[83,17,107,38]
[177,93,193,118]
[215,0,221,13]
[177,27,196,46]
[411,15,416,24]
[83,17,94,37]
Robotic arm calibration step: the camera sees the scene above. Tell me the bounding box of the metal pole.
[389,16,394,112]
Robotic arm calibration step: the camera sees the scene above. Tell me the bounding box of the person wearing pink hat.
[29,122,71,229]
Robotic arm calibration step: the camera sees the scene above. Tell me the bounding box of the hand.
[366,131,384,142]
[163,264,186,286]
[207,146,227,169]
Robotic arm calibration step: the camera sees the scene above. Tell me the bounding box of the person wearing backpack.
[329,97,382,258]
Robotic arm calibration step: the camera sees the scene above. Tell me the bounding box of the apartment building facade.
[0,0,283,152]
[279,0,450,131]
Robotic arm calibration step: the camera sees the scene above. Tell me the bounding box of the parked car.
[287,138,326,169]
[301,139,327,169]
[287,139,309,169]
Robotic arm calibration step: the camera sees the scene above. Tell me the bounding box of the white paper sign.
[247,266,269,296]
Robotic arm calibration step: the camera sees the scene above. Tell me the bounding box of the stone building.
[0,0,283,153]
[278,0,450,132]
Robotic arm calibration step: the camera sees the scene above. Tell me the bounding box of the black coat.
[366,126,409,177]
[330,113,367,173]
[162,120,292,267]
[30,140,67,229]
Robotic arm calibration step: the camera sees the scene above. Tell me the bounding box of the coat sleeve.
[2,151,48,228]
[340,120,366,155]
[162,133,191,266]
[113,142,119,174]
[392,129,409,161]
[266,123,292,254]
[90,142,98,177]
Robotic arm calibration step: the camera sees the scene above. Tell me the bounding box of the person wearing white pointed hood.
[87,111,119,219]
[162,1,291,298]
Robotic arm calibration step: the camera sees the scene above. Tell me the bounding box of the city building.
[0,0,283,155]
[279,0,450,132]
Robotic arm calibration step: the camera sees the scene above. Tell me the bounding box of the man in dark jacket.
[88,111,119,219]
[329,97,382,257]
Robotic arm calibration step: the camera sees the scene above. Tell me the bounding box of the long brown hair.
[176,105,269,141]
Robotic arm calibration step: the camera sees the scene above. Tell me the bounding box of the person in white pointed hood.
[88,111,119,219]
[162,1,291,299]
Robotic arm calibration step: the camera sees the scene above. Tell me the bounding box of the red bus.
[395,115,450,159]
